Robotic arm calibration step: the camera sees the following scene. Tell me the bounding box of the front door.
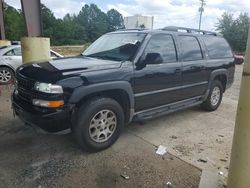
[3,47,22,69]
[134,34,182,112]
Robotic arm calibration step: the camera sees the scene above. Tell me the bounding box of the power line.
[198,0,206,30]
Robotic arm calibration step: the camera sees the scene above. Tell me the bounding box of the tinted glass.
[144,34,177,63]
[13,47,22,56]
[83,33,146,61]
[180,36,203,61]
[4,49,15,56]
[203,36,232,59]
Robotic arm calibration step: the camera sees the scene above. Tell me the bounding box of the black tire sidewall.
[204,80,223,111]
[73,98,124,152]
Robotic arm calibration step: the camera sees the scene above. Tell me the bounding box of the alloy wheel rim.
[210,86,221,106]
[0,69,12,83]
[89,109,117,143]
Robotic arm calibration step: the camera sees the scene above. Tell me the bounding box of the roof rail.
[161,26,219,36]
[117,28,148,31]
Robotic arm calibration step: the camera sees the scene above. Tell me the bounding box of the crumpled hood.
[17,56,122,83]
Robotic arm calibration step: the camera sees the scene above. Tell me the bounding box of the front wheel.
[201,80,223,111]
[0,67,15,84]
[72,97,124,152]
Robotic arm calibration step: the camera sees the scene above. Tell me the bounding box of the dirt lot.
[0,64,243,188]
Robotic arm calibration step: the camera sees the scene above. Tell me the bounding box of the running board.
[133,96,203,121]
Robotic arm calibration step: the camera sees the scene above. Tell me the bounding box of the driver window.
[4,50,15,56]
[144,34,177,63]
[4,48,21,56]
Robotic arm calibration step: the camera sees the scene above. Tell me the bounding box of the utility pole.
[198,0,205,30]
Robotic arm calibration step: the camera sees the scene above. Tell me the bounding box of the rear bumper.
[12,91,73,133]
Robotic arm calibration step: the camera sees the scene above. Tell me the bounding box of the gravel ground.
[0,64,243,188]
[0,86,201,187]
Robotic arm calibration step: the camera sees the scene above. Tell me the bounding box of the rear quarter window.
[203,36,232,59]
[179,35,203,61]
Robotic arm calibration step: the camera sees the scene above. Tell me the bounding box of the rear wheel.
[72,97,124,152]
[0,67,14,84]
[201,80,223,111]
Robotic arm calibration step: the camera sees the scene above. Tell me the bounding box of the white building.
[124,15,154,29]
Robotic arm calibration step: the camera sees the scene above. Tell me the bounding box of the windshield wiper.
[85,54,122,61]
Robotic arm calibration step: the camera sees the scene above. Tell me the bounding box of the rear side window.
[203,36,232,59]
[179,36,203,61]
[144,34,177,63]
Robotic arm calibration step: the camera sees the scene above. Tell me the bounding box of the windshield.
[83,33,146,61]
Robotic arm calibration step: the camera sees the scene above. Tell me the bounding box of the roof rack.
[161,26,219,36]
[117,28,148,31]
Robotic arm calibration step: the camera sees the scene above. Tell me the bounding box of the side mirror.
[145,53,163,64]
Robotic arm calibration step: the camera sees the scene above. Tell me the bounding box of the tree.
[107,9,124,31]
[41,3,57,43]
[216,12,250,52]
[139,24,146,29]
[77,4,108,42]
[234,13,250,52]
[3,2,124,45]
[4,3,25,41]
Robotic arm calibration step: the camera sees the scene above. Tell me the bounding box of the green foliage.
[3,3,124,45]
[139,24,146,29]
[4,3,25,41]
[216,12,250,52]
[107,9,125,31]
[77,4,109,42]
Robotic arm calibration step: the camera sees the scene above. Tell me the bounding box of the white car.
[0,45,63,84]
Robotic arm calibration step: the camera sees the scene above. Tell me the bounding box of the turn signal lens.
[47,100,64,107]
[32,99,64,108]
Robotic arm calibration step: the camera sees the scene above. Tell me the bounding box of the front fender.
[69,81,134,110]
[0,62,16,72]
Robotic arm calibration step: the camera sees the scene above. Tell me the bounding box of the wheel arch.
[69,81,134,124]
[0,64,15,74]
[203,69,228,101]
[208,69,228,92]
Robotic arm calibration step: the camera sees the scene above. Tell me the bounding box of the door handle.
[175,68,181,73]
[5,57,12,60]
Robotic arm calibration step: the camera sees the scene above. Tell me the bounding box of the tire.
[0,67,15,84]
[201,80,223,111]
[72,97,124,152]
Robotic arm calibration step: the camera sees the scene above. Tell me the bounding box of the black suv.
[12,26,235,152]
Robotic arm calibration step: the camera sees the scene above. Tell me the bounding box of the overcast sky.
[5,0,250,31]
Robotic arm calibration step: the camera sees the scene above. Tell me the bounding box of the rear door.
[134,33,182,111]
[177,35,209,99]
